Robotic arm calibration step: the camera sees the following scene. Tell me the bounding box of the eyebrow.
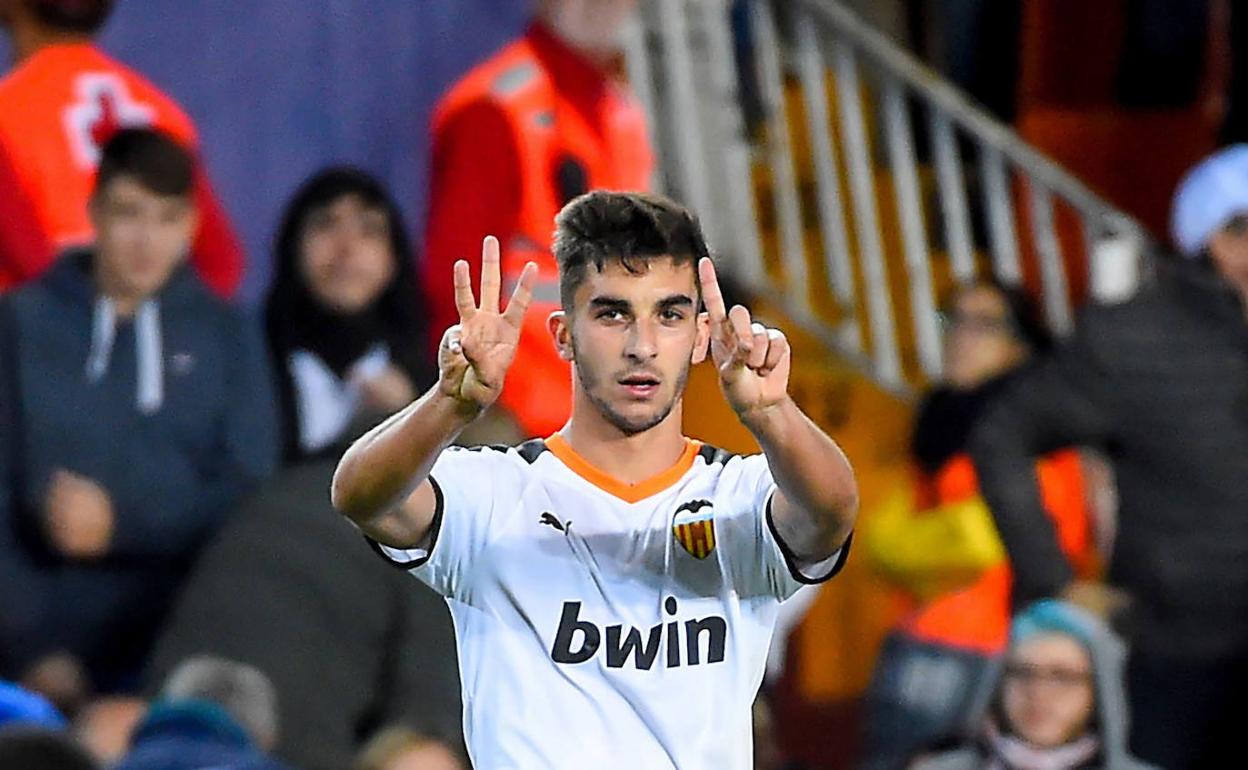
[588,294,695,314]
[589,297,633,313]
[656,294,695,311]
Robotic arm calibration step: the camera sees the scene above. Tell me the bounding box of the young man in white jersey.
[332,191,858,768]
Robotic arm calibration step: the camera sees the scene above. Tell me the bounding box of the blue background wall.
[2,0,532,302]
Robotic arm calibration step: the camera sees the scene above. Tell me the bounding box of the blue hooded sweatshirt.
[113,700,290,770]
[0,252,277,682]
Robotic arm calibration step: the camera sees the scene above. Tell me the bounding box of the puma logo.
[539,512,569,532]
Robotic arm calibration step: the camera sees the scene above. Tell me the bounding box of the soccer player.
[332,191,858,768]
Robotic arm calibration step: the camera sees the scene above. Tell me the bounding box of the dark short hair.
[94,128,195,199]
[945,278,1054,354]
[28,0,114,34]
[552,191,711,309]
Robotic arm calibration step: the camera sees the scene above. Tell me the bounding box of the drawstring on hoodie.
[85,296,165,414]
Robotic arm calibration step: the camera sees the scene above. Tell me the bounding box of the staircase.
[623,0,1152,396]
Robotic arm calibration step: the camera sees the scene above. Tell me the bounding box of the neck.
[94,263,146,318]
[560,388,688,484]
[8,21,91,64]
[534,12,619,71]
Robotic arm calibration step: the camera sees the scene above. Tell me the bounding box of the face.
[1001,633,1096,749]
[941,285,1029,390]
[381,743,465,770]
[552,256,709,436]
[299,194,396,314]
[90,175,196,301]
[1207,214,1248,298]
[546,0,637,56]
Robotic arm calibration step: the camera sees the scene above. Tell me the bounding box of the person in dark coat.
[0,129,277,701]
[911,601,1157,770]
[114,656,290,770]
[970,144,1248,770]
[145,455,462,770]
[265,167,435,462]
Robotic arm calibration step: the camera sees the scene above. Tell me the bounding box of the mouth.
[617,373,661,399]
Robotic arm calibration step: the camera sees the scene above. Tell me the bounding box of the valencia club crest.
[673,499,717,559]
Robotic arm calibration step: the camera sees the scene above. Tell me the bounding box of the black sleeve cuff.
[765,492,852,585]
[364,476,445,570]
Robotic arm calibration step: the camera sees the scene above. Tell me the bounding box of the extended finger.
[727,305,754,364]
[761,328,789,373]
[698,258,731,330]
[503,261,539,326]
[480,236,501,313]
[748,323,769,369]
[453,260,476,320]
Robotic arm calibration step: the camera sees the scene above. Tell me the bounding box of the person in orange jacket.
[859,282,1099,770]
[423,0,653,441]
[0,0,244,298]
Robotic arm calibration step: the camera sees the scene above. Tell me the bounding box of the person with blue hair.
[970,143,1248,769]
[911,601,1157,770]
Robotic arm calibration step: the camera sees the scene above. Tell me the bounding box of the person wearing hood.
[970,144,1248,770]
[860,282,1096,770]
[911,600,1157,770]
[265,166,435,463]
[114,656,290,770]
[0,128,277,702]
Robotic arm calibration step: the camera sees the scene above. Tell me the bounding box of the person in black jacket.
[970,144,1248,770]
[265,167,435,462]
[145,457,463,770]
[0,129,276,704]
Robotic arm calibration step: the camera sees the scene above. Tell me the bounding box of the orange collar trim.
[545,434,701,503]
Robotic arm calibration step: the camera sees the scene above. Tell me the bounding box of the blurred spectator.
[0,0,243,296]
[113,656,289,770]
[0,726,98,770]
[0,680,65,729]
[72,696,145,765]
[354,726,466,770]
[910,600,1157,770]
[146,456,461,770]
[860,282,1094,770]
[266,167,434,461]
[423,0,652,440]
[0,128,276,700]
[971,144,1248,769]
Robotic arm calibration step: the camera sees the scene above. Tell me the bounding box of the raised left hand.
[699,258,792,422]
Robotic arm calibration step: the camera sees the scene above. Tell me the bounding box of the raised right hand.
[438,235,537,411]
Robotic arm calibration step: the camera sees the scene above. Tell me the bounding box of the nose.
[625,317,658,362]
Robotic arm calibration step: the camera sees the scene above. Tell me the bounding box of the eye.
[596,309,626,322]
[660,308,686,322]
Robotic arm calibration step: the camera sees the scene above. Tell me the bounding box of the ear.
[692,310,711,364]
[548,310,574,361]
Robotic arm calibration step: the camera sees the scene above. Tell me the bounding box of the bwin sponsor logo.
[550,597,726,670]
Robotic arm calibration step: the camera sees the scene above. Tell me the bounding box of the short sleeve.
[367,446,519,599]
[714,454,851,601]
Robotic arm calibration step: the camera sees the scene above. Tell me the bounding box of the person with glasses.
[910,600,1157,770]
[859,281,1098,770]
[971,145,1248,770]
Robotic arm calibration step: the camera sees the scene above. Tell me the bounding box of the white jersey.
[369,435,849,769]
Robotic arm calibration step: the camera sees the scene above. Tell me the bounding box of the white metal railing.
[623,0,1151,393]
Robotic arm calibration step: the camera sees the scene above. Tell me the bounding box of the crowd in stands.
[0,0,1245,769]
